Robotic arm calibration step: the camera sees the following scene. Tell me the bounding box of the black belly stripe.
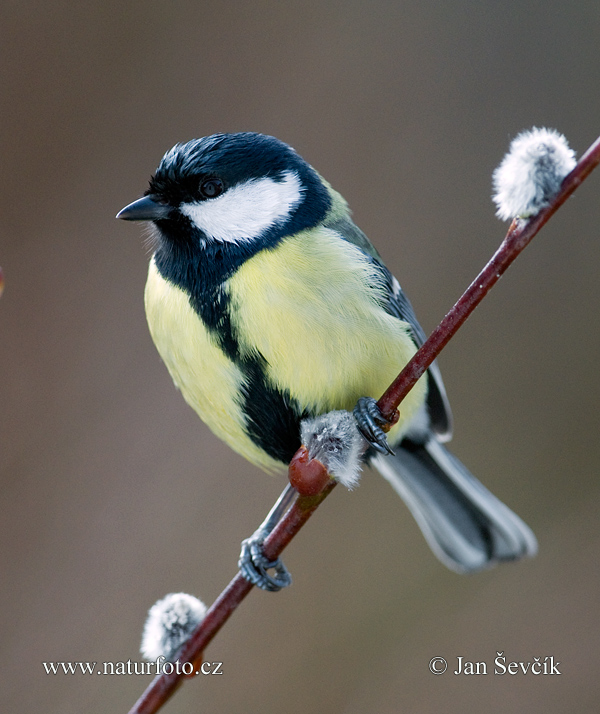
[154,238,308,464]
[241,359,309,463]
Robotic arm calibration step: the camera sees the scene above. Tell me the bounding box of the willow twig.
[127,134,600,714]
[378,135,600,419]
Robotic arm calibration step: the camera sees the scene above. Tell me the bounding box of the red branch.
[127,482,337,714]
[127,134,600,714]
[378,134,600,419]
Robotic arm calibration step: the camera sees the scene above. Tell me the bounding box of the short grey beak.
[116,195,171,221]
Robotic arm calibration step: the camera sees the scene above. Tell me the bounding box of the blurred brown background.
[1,2,599,712]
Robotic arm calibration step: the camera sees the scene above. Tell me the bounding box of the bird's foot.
[238,529,292,592]
[353,397,395,455]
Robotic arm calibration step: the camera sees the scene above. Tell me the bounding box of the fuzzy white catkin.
[141,592,207,661]
[300,410,363,489]
[492,128,576,221]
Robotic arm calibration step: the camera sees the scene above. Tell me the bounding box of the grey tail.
[371,438,537,573]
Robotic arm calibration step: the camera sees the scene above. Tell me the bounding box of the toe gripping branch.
[238,483,297,591]
[353,397,397,455]
[240,397,396,590]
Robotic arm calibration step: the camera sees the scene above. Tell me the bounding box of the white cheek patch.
[180,170,303,244]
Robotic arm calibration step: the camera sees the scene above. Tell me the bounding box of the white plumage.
[180,170,303,244]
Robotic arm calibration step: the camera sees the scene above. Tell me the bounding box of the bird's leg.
[353,397,395,455]
[238,482,297,591]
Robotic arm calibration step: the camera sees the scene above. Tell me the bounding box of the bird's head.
[117,132,331,252]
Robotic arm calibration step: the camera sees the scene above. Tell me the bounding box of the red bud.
[288,446,330,496]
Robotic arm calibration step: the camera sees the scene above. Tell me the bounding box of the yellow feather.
[227,228,427,445]
[144,228,427,473]
[144,259,284,472]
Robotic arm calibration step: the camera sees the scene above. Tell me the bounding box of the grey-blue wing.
[378,263,453,442]
[326,213,452,441]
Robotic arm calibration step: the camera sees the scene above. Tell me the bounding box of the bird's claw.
[353,397,395,455]
[238,532,292,592]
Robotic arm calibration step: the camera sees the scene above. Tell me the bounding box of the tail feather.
[372,438,537,573]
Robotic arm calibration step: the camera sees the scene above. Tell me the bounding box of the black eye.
[199,178,224,199]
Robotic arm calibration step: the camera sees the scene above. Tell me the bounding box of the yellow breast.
[144,229,427,473]
[144,259,284,472]
[227,228,427,444]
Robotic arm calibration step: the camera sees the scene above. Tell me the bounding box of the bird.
[118,131,537,590]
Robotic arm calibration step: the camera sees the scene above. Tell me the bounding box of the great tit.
[118,132,536,587]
